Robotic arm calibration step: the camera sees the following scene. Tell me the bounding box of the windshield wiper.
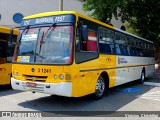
[40,23,56,44]
[19,25,30,45]
[39,23,56,54]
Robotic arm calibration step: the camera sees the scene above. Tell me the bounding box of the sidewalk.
[144,69,160,86]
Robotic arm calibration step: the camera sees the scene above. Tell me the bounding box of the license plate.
[26,82,37,87]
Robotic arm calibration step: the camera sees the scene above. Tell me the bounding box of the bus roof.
[23,11,152,43]
[0,26,19,35]
[24,11,77,19]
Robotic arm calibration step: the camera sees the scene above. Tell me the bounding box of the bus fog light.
[15,82,19,85]
[59,74,64,80]
[46,85,50,88]
[66,74,71,80]
[13,71,21,76]
[54,74,58,79]
[13,71,17,76]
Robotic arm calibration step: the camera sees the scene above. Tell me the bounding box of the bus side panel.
[64,64,81,97]
[106,69,116,88]
[145,65,155,77]
[64,62,99,97]
[66,60,100,97]
[115,56,155,86]
[0,63,12,85]
[71,54,117,97]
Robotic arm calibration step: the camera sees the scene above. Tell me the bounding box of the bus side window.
[99,27,114,54]
[7,40,16,62]
[78,29,98,52]
[87,30,97,52]
[0,41,6,58]
[115,44,121,54]
[76,28,80,50]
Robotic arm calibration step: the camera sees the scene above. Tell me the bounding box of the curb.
[143,82,160,87]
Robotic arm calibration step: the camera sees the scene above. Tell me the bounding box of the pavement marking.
[143,82,160,87]
[138,91,160,102]
[117,88,141,93]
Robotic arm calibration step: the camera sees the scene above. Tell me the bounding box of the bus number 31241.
[38,68,51,73]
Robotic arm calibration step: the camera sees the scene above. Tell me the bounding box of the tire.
[93,76,106,99]
[140,71,145,84]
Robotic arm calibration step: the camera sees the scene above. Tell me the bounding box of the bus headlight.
[13,71,17,76]
[13,71,21,76]
[59,74,64,80]
[17,72,21,76]
[54,74,58,79]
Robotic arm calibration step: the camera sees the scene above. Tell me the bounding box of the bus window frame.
[13,22,75,66]
[75,24,99,64]
[98,27,115,55]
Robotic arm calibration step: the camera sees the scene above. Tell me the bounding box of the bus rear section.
[0,27,19,85]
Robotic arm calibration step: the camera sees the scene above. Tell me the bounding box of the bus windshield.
[14,25,73,64]
[0,41,6,58]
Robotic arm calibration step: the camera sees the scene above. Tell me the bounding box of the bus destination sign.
[21,14,75,27]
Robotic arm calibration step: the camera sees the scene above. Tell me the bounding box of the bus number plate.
[26,82,37,87]
[38,68,51,73]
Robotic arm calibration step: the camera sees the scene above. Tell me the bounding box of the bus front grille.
[23,75,47,82]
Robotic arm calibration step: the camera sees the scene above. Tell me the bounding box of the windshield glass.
[0,41,6,58]
[14,25,73,64]
[17,28,39,62]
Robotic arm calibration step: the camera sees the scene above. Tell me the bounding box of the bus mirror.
[81,25,88,41]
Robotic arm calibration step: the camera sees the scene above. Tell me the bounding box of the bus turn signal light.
[65,74,71,80]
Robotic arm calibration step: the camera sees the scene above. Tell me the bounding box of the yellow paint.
[0,63,12,85]
[0,26,19,35]
[0,26,19,85]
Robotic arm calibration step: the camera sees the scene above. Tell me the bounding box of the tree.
[121,0,160,63]
[121,0,160,44]
[80,0,160,63]
[79,0,123,23]
[80,0,160,42]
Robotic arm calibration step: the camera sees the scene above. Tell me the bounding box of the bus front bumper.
[11,77,72,97]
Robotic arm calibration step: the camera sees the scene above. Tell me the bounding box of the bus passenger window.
[127,46,130,55]
[99,43,111,53]
[99,27,114,54]
[87,30,97,52]
[76,28,80,50]
[0,41,6,57]
[115,44,121,54]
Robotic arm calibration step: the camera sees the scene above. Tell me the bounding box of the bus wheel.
[140,71,145,84]
[93,76,105,99]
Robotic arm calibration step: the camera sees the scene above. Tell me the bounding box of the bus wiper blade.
[39,23,56,54]
[40,23,56,44]
[19,25,30,44]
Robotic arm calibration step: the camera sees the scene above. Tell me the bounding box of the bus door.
[0,29,18,85]
[76,25,99,95]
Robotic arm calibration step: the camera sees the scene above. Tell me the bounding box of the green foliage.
[125,22,138,35]
[80,0,123,23]
[121,0,160,43]
[80,0,160,44]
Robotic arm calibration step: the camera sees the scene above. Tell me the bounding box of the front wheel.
[93,76,106,99]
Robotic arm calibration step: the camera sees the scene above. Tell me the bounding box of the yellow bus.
[11,11,155,99]
[0,26,19,85]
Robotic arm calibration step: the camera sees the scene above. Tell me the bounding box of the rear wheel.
[93,76,106,99]
[140,71,145,84]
